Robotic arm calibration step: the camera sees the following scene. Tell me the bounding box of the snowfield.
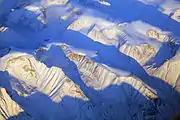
[0,0,180,120]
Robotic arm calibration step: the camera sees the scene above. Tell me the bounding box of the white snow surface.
[0,0,180,120]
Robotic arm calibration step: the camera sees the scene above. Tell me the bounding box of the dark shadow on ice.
[39,33,180,118]
[36,45,99,103]
[0,70,179,120]
[0,9,45,50]
[1,13,180,116]
[0,2,180,119]
[75,0,180,37]
[60,30,151,77]
[2,2,179,70]
[1,3,180,72]
[48,30,180,113]
[0,4,78,50]
[0,0,42,27]
[7,112,33,120]
[144,41,179,68]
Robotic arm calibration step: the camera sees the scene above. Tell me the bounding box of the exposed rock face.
[2,44,180,119]
[0,44,180,120]
[0,0,180,119]
[146,30,170,42]
[1,53,86,100]
[0,49,158,120]
[0,88,32,120]
[146,54,180,92]
[171,9,180,22]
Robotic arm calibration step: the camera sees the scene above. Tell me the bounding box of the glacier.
[0,0,180,120]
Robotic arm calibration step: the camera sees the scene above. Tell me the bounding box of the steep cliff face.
[0,88,24,120]
[0,72,33,120]
[0,0,180,120]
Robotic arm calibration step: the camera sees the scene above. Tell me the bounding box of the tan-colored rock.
[0,88,24,120]
[1,52,87,102]
[146,29,170,42]
[120,44,156,65]
[146,58,180,92]
[171,9,180,22]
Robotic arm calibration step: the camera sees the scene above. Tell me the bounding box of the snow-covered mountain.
[0,0,180,119]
